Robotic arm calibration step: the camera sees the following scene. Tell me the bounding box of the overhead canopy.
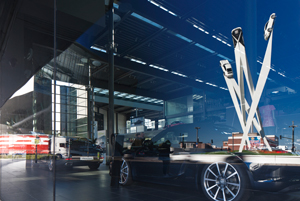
[1,0,299,113]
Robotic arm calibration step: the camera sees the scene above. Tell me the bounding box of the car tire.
[88,163,100,170]
[200,162,250,201]
[119,158,132,186]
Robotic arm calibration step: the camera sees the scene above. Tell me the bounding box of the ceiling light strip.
[206,82,218,87]
[193,24,209,34]
[95,87,164,105]
[171,71,187,78]
[90,46,106,53]
[149,64,169,72]
[217,54,233,62]
[212,35,231,47]
[195,79,203,82]
[131,12,163,29]
[148,0,178,17]
[174,34,193,43]
[130,58,147,65]
[195,43,215,53]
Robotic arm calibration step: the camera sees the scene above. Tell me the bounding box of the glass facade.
[52,81,88,137]
[1,0,300,200]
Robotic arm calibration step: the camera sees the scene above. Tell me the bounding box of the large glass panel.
[0,1,56,199]
[2,0,300,200]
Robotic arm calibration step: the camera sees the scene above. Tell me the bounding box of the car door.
[134,129,185,182]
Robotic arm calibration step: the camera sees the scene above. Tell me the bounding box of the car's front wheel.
[201,162,249,201]
[119,158,132,186]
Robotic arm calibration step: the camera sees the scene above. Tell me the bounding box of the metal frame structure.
[220,13,276,152]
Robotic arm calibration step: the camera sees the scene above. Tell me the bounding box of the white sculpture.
[220,13,276,152]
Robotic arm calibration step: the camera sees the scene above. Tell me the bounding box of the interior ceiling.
[77,0,299,98]
[1,0,300,119]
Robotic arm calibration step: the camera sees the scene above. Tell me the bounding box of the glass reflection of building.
[2,1,300,200]
[55,82,88,137]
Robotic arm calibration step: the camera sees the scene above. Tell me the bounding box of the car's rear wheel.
[119,158,132,186]
[201,162,249,201]
[88,163,100,170]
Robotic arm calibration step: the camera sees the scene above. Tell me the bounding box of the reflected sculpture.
[220,13,276,152]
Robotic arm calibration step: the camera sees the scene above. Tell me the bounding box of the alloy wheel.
[119,159,129,184]
[203,162,241,201]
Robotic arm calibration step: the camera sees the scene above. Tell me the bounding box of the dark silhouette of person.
[110,134,124,187]
[132,133,145,147]
[158,140,171,176]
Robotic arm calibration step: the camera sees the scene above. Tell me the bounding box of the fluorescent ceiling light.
[90,46,107,53]
[90,46,117,55]
[149,64,169,72]
[278,72,286,77]
[148,0,159,6]
[272,91,279,94]
[94,88,164,105]
[160,6,168,12]
[125,95,135,98]
[193,24,203,31]
[168,11,177,16]
[175,34,192,43]
[195,79,203,83]
[212,35,231,46]
[206,82,218,87]
[131,12,163,29]
[118,93,127,97]
[99,90,108,94]
[193,24,209,34]
[171,71,187,77]
[131,58,146,65]
[220,87,228,90]
[133,96,142,100]
[154,100,164,104]
[148,0,178,17]
[257,60,263,64]
[193,94,203,100]
[217,54,233,62]
[195,43,215,53]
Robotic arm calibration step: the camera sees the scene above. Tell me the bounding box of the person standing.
[259,97,277,135]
